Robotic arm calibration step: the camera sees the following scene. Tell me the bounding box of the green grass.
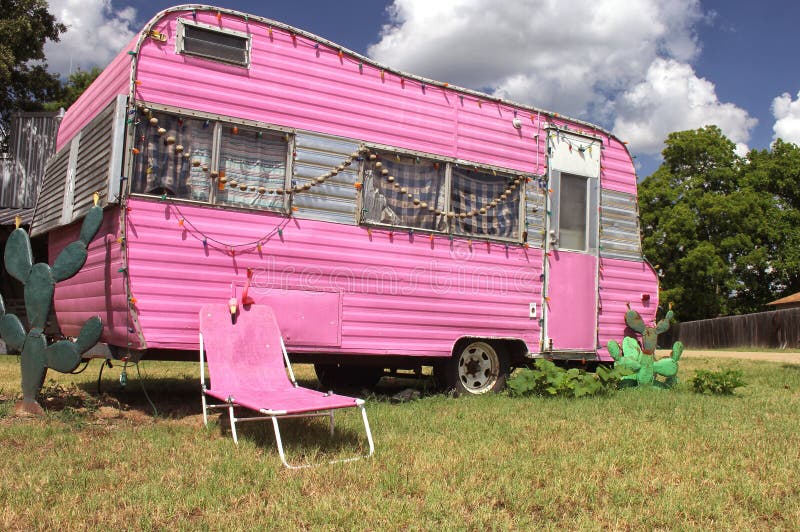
[1,355,799,529]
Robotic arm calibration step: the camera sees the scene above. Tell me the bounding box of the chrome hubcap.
[457,342,499,394]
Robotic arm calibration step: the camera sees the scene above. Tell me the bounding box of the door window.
[559,173,588,251]
[551,171,598,253]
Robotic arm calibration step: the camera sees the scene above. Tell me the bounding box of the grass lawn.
[1,354,799,529]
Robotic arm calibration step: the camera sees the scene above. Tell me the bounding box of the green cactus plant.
[0,201,104,414]
[607,304,684,388]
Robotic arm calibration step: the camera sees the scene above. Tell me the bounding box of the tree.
[745,140,800,298]
[638,126,794,321]
[43,67,103,112]
[0,0,66,148]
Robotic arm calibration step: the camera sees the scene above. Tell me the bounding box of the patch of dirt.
[661,349,800,364]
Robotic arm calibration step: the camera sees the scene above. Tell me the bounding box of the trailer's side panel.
[73,103,116,218]
[596,257,658,360]
[31,148,70,235]
[32,98,125,236]
[123,197,541,354]
[50,208,133,347]
[56,37,136,152]
[133,11,543,176]
[525,179,546,246]
[599,137,637,195]
[600,189,642,260]
[292,132,360,224]
[455,103,546,175]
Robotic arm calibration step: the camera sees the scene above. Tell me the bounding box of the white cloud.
[368,0,703,117]
[44,0,137,77]
[367,0,755,157]
[771,91,800,145]
[613,59,757,156]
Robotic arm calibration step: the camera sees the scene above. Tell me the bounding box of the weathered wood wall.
[674,308,800,349]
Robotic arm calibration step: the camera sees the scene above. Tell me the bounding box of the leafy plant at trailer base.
[690,369,747,395]
[507,359,630,398]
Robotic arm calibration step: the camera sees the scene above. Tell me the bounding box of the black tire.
[436,341,509,395]
[314,363,383,390]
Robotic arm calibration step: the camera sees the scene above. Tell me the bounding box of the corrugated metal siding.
[0,207,34,226]
[30,147,69,235]
[134,10,546,175]
[74,102,116,218]
[122,197,541,354]
[525,178,546,247]
[56,37,136,152]
[292,132,360,224]
[455,103,546,174]
[600,188,642,260]
[596,257,659,360]
[49,207,132,347]
[0,113,60,209]
[600,138,637,195]
[32,98,124,236]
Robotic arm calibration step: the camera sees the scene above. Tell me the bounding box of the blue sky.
[43,0,800,178]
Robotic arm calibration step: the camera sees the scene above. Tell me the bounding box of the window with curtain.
[361,152,447,231]
[131,111,213,201]
[216,125,287,210]
[131,109,290,212]
[450,166,520,239]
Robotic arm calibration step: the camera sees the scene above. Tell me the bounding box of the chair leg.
[201,393,208,427]
[262,408,374,468]
[360,405,375,458]
[271,416,294,469]
[229,405,239,445]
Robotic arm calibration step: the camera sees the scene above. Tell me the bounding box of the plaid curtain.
[363,153,446,231]
[131,113,212,201]
[216,126,286,210]
[450,167,519,239]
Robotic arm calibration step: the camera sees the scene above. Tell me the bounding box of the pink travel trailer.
[32,5,658,394]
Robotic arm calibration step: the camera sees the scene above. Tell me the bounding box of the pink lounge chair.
[198,304,375,468]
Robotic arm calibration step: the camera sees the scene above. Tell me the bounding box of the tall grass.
[0,355,798,529]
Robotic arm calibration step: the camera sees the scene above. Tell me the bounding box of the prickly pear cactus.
[0,202,104,414]
[607,304,683,388]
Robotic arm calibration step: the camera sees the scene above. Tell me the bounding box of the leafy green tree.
[0,0,66,146]
[43,67,103,112]
[745,140,800,299]
[638,126,790,321]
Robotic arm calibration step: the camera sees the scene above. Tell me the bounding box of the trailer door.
[544,132,601,352]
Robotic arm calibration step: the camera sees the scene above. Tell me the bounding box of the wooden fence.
[673,308,800,349]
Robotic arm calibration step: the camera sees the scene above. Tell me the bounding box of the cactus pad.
[0,203,105,412]
[609,306,681,388]
[4,228,33,283]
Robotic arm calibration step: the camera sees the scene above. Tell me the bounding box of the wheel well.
[451,337,529,366]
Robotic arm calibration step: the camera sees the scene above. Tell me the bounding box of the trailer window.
[130,111,213,201]
[450,167,520,239]
[558,173,589,251]
[177,19,250,67]
[361,152,446,231]
[216,126,288,210]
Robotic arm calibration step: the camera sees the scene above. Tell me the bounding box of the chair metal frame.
[199,324,374,469]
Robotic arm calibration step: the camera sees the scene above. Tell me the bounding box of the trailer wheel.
[438,341,509,395]
[314,363,383,390]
